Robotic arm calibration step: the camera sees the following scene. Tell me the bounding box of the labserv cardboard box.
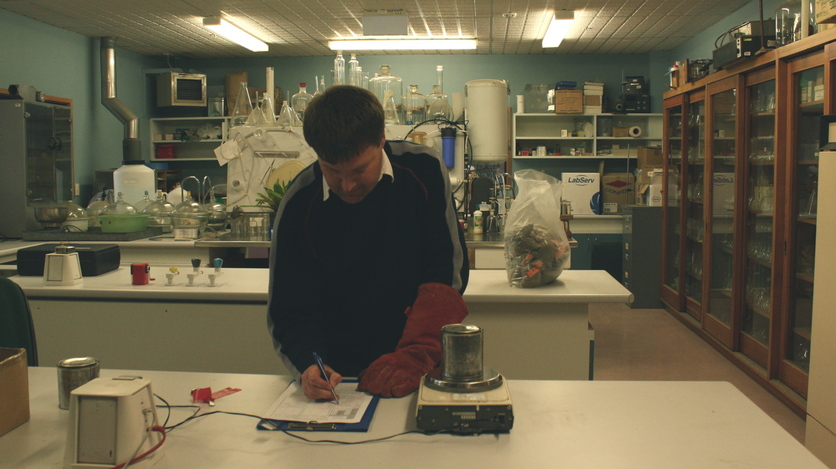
[562,172,601,215]
[602,173,636,213]
[0,348,29,437]
[713,173,735,216]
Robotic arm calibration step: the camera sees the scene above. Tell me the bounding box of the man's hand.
[301,364,342,401]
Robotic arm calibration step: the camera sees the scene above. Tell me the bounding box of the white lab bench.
[11,269,632,380]
[0,237,215,270]
[2,368,826,469]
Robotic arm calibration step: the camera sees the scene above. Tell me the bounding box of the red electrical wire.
[110,426,167,469]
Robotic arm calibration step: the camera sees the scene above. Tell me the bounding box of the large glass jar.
[775,0,816,46]
[369,65,403,114]
[403,85,426,125]
[171,198,209,239]
[142,191,175,233]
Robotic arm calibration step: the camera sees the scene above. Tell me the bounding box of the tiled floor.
[589,302,806,443]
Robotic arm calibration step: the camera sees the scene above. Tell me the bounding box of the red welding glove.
[357,283,468,398]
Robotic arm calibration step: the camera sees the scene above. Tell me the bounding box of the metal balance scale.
[416,324,514,433]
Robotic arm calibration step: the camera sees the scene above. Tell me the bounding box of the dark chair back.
[0,276,38,366]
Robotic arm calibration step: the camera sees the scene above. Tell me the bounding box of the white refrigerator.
[806,150,836,467]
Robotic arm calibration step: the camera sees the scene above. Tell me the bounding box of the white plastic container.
[113,160,156,206]
[465,79,509,163]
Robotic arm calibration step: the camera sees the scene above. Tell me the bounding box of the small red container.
[131,263,150,285]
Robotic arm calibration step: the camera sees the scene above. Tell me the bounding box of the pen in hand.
[312,352,340,404]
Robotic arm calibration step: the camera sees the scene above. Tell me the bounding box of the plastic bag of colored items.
[504,170,570,288]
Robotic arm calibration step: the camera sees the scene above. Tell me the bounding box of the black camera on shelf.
[613,76,650,113]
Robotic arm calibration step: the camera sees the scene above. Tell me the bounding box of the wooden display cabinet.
[660,27,836,416]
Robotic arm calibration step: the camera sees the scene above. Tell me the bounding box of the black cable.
[153,393,201,432]
[151,406,453,444]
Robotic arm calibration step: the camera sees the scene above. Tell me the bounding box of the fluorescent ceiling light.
[328,39,477,51]
[542,11,574,48]
[203,17,268,52]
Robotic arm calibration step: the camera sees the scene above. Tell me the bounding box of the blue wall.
[0,0,782,210]
[0,9,160,202]
[672,0,784,63]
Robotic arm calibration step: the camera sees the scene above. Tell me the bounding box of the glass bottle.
[291,83,313,121]
[426,84,453,120]
[333,51,346,85]
[383,89,401,125]
[348,54,360,86]
[435,65,445,93]
[360,68,370,89]
[369,65,403,116]
[403,85,426,125]
[230,81,253,127]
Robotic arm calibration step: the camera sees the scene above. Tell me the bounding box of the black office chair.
[0,276,38,366]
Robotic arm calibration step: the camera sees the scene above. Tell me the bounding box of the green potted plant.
[255,179,292,212]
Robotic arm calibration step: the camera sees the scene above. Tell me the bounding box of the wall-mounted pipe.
[101,36,141,162]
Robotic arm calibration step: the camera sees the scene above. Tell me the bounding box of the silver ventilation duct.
[101,37,141,162]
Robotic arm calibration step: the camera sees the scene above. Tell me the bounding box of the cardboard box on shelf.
[583,95,602,106]
[602,173,636,213]
[816,0,836,23]
[0,348,29,437]
[554,90,583,114]
[637,167,664,206]
[562,172,601,214]
[638,146,663,167]
[613,127,630,137]
[713,172,735,216]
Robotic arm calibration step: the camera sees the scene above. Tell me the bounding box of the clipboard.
[256,380,380,432]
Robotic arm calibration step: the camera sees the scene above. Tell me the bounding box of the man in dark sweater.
[267,85,469,400]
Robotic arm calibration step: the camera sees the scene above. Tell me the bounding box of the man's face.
[319,139,385,204]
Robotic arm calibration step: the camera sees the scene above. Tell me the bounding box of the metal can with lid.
[57,357,100,410]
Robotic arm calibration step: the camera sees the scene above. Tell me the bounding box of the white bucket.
[465,79,509,163]
[113,161,156,206]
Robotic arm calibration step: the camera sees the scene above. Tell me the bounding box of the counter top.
[11,268,633,304]
[3,367,826,468]
[0,240,41,263]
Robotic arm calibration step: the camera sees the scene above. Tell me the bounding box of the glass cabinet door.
[780,63,823,397]
[662,99,684,311]
[684,98,705,321]
[705,86,737,347]
[741,79,776,368]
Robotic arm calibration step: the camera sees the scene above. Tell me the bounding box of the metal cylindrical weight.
[57,357,100,410]
[440,324,483,382]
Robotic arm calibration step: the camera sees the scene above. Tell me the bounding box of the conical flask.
[261,92,276,124]
[383,89,400,125]
[230,82,253,127]
[277,91,302,129]
[245,91,268,126]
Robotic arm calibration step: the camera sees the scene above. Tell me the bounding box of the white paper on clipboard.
[264,381,374,424]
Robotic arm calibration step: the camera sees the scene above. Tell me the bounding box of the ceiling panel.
[0,0,751,58]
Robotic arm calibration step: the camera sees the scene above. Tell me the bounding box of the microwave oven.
[156,72,207,107]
